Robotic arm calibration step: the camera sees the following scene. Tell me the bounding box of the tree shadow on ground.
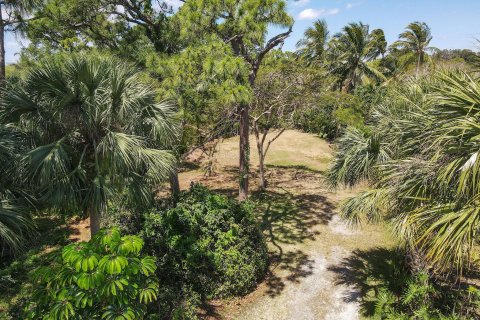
[264,250,315,297]
[327,247,406,317]
[265,164,325,174]
[251,189,335,297]
[253,190,334,245]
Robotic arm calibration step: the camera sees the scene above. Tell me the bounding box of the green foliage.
[177,0,293,51]
[25,0,179,61]
[296,19,329,66]
[1,54,179,231]
[26,228,158,319]
[391,22,435,73]
[328,71,480,273]
[326,22,386,92]
[0,215,72,320]
[293,92,366,139]
[372,271,479,319]
[327,128,390,188]
[150,36,251,147]
[0,123,35,253]
[333,248,479,319]
[142,184,268,318]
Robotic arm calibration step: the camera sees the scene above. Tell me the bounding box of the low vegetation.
[143,185,267,317]
[26,228,158,319]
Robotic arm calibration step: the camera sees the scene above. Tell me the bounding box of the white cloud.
[293,0,311,7]
[298,8,340,20]
[346,2,363,10]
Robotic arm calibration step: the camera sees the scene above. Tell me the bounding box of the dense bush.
[142,184,268,318]
[293,92,366,139]
[25,228,158,320]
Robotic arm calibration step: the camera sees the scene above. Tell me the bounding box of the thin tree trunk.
[239,71,258,200]
[258,150,266,191]
[0,4,6,85]
[88,206,101,237]
[238,102,250,200]
[169,170,180,198]
[416,52,421,76]
[253,122,267,191]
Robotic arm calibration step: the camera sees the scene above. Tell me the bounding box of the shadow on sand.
[252,189,335,297]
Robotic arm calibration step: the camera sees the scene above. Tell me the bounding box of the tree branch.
[257,26,293,64]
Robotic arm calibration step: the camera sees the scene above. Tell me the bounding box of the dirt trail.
[179,130,395,320]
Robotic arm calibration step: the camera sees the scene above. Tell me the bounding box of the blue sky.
[5,0,480,63]
[280,0,480,51]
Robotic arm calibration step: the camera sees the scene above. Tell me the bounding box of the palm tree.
[328,72,480,274]
[391,22,435,75]
[1,54,179,236]
[367,28,387,59]
[296,19,329,65]
[0,0,41,82]
[0,124,34,253]
[327,22,385,93]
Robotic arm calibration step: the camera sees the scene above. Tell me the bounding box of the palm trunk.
[0,4,6,85]
[416,52,421,76]
[238,102,250,200]
[88,206,101,237]
[169,170,180,199]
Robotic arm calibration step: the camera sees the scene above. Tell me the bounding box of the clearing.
[179,130,396,320]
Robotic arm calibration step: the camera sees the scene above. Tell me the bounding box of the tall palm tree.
[328,22,385,93]
[367,28,387,59]
[328,72,480,274]
[0,0,42,82]
[392,22,435,75]
[296,19,329,66]
[1,54,179,236]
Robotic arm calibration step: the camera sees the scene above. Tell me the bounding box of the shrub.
[142,184,268,318]
[358,250,480,319]
[293,92,365,139]
[373,271,480,319]
[25,228,158,320]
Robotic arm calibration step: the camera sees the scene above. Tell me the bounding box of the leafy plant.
[372,271,480,319]
[142,184,268,318]
[26,228,158,319]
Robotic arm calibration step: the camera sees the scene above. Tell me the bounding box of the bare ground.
[179,130,395,320]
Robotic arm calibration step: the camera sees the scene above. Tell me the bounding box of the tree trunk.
[88,206,101,237]
[253,123,267,191]
[258,151,266,191]
[0,4,5,85]
[416,51,422,76]
[238,102,250,200]
[169,170,180,199]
